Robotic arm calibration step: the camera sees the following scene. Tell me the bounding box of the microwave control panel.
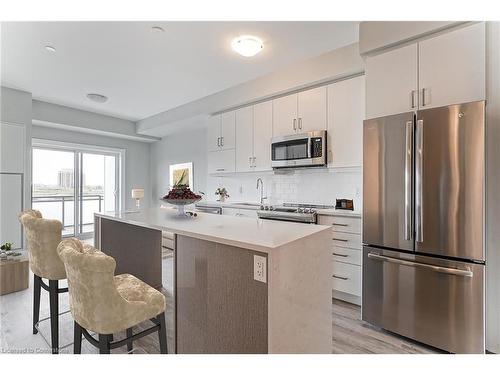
[311,137,323,157]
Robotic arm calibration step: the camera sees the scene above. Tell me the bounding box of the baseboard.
[333,290,361,306]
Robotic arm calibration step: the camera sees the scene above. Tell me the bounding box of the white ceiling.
[1,21,359,121]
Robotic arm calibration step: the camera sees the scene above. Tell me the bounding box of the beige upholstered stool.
[18,209,67,354]
[57,238,167,354]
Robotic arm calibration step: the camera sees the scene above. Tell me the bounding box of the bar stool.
[18,209,67,354]
[57,238,167,354]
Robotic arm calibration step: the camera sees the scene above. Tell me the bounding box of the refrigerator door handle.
[416,119,424,243]
[367,252,473,277]
[404,121,413,240]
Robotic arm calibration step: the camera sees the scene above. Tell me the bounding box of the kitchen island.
[94,207,331,354]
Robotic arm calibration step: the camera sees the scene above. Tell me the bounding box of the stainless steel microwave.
[271,130,327,169]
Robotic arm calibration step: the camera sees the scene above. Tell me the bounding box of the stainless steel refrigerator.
[362,101,485,353]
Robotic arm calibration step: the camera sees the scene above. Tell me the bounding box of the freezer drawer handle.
[367,252,473,277]
[332,252,348,257]
[332,238,348,242]
[332,274,349,280]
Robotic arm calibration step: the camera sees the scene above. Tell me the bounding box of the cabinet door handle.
[332,274,348,280]
[293,118,297,131]
[298,117,302,130]
[332,252,348,257]
[216,168,225,172]
[331,223,348,227]
[421,88,426,107]
[220,136,224,147]
[332,237,348,242]
[410,90,416,109]
[217,137,220,147]
[252,157,256,167]
[249,157,252,166]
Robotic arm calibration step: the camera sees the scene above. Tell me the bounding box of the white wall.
[150,126,207,205]
[486,21,500,354]
[33,100,158,142]
[31,125,152,210]
[0,86,33,210]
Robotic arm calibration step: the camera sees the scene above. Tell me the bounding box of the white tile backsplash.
[206,168,362,211]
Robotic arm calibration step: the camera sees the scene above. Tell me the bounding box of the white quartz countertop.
[95,207,329,253]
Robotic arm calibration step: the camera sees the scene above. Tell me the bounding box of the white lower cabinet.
[318,213,362,305]
[332,261,362,296]
[332,246,362,266]
[207,149,235,174]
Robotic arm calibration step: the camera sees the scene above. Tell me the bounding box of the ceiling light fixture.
[151,26,165,33]
[86,93,108,103]
[231,35,264,57]
[45,45,56,52]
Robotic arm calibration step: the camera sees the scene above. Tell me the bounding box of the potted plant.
[215,187,229,202]
[0,242,12,251]
[0,242,21,260]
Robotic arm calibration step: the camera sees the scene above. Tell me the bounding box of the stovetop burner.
[257,203,334,223]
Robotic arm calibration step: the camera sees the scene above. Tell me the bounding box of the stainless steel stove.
[257,203,333,224]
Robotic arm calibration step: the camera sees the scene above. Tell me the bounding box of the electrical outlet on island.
[253,255,267,283]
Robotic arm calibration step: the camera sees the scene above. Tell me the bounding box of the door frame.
[31,138,125,239]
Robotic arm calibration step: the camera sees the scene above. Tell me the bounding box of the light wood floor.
[125,296,442,354]
[0,249,441,354]
[332,299,441,354]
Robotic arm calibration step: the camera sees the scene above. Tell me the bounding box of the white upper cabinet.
[253,101,273,171]
[220,111,236,150]
[418,22,485,109]
[365,44,418,119]
[273,87,327,137]
[366,23,486,119]
[235,101,273,172]
[272,93,298,137]
[328,76,365,168]
[297,86,327,133]
[0,122,25,173]
[207,115,222,152]
[208,111,236,152]
[235,106,254,172]
[207,149,235,174]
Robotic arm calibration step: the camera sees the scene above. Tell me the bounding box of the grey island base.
[94,207,331,354]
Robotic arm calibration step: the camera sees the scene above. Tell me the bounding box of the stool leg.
[126,328,133,352]
[98,334,112,354]
[49,280,59,354]
[33,275,41,334]
[157,312,168,354]
[73,321,82,354]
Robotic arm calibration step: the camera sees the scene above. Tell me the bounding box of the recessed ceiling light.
[45,45,56,52]
[151,26,165,33]
[231,35,264,57]
[86,93,108,103]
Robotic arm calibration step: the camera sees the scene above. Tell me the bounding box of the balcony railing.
[32,194,103,235]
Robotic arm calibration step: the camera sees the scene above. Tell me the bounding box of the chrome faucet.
[256,178,267,204]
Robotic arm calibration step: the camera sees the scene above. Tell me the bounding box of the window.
[31,140,123,239]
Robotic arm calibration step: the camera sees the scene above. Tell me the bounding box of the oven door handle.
[367,252,473,277]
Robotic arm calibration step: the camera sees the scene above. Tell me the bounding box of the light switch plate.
[253,255,267,283]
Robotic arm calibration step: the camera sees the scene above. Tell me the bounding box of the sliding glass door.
[32,144,121,239]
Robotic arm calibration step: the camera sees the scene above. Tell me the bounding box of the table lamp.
[131,188,145,209]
